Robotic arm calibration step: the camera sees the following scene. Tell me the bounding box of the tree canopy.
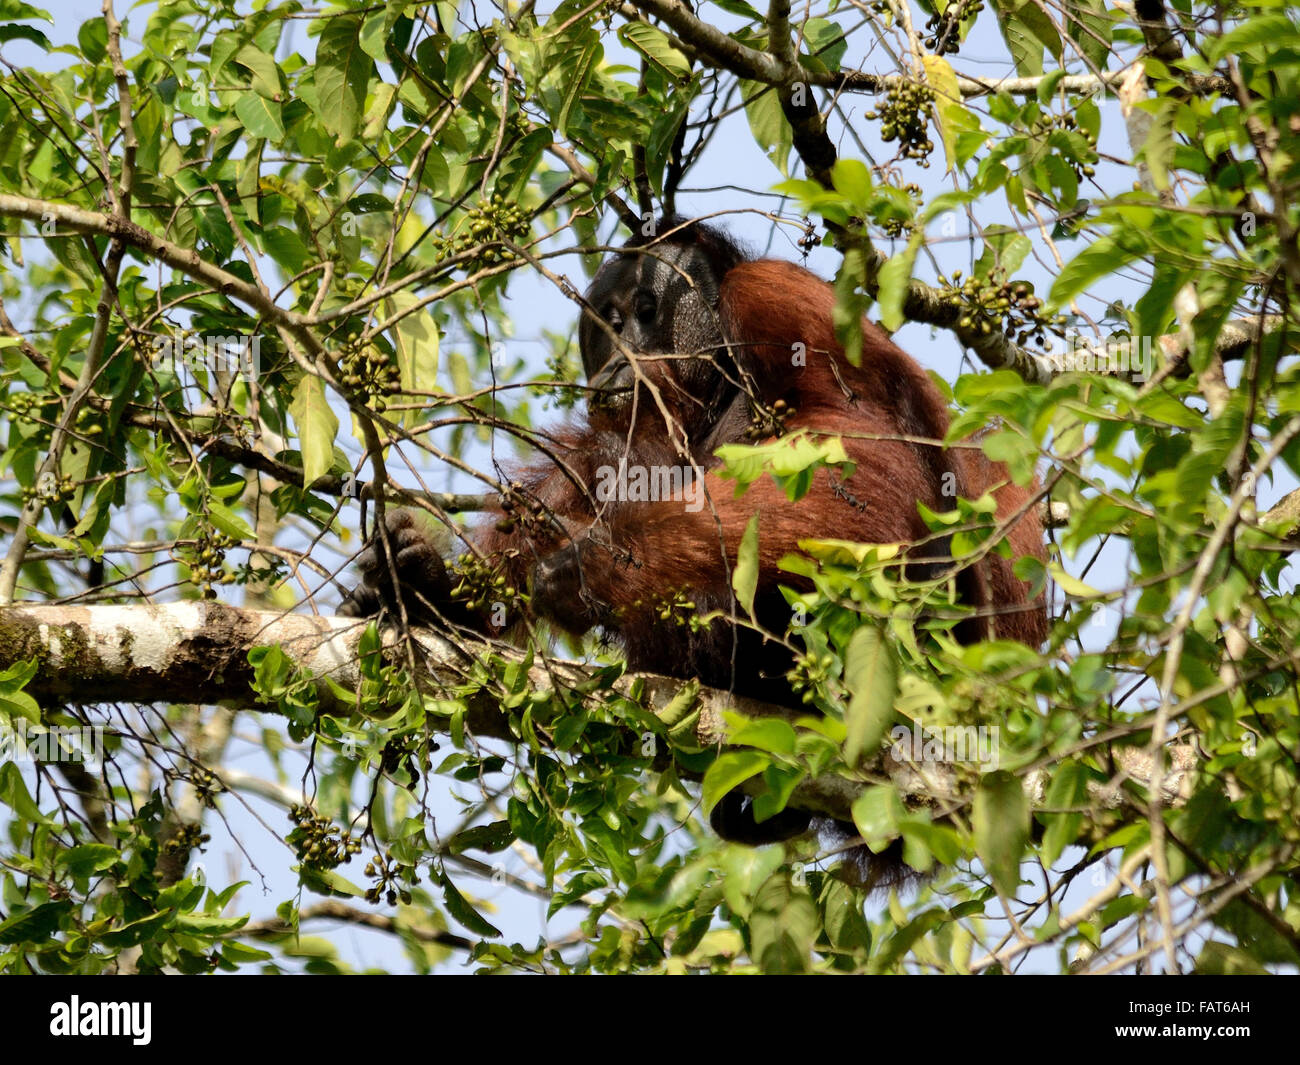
[0,0,1298,975]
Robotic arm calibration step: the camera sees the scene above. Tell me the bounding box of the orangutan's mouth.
[589,355,635,407]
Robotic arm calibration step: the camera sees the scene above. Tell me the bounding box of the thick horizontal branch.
[0,601,859,820]
[1025,314,1287,385]
[631,0,786,82]
[0,604,790,741]
[0,603,1189,829]
[625,2,1229,97]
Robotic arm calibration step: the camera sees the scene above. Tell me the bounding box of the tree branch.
[0,194,294,327]
[238,900,476,953]
[627,3,1229,97]
[0,603,1193,832]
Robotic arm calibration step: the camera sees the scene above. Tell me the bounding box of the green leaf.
[384,291,440,427]
[207,500,255,542]
[996,1,1061,76]
[620,22,691,81]
[496,126,550,202]
[1049,233,1143,309]
[236,137,264,222]
[752,764,804,823]
[0,761,44,821]
[1207,13,1300,64]
[1062,0,1112,71]
[1036,68,1067,104]
[742,80,793,176]
[843,625,897,766]
[1142,98,1176,192]
[0,23,51,49]
[449,820,515,854]
[437,872,502,937]
[831,158,872,212]
[974,770,1028,896]
[1195,942,1271,975]
[1049,564,1100,598]
[221,940,274,963]
[750,870,817,973]
[0,657,40,723]
[260,225,310,274]
[820,877,873,952]
[0,658,38,689]
[235,44,283,100]
[659,680,700,728]
[315,15,372,143]
[290,374,339,487]
[174,913,250,935]
[720,846,786,919]
[922,54,963,172]
[362,80,398,143]
[802,18,848,71]
[99,911,174,949]
[234,92,284,141]
[851,784,902,851]
[974,226,1032,276]
[76,18,105,62]
[727,716,798,755]
[716,433,853,496]
[0,901,70,944]
[553,30,600,137]
[899,820,963,866]
[1040,761,1088,865]
[877,232,922,332]
[0,689,40,725]
[732,514,760,617]
[359,10,394,61]
[712,0,762,16]
[702,750,769,814]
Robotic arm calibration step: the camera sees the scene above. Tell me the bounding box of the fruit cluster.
[534,346,584,410]
[655,589,703,631]
[449,549,522,614]
[788,651,838,705]
[493,481,551,540]
[339,333,401,412]
[186,527,239,596]
[288,804,363,870]
[924,0,985,56]
[865,81,936,166]
[4,388,48,426]
[21,470,75,508]
[878,181,923,238]
[941,269,1068,349]
[189,765,224,809]
[745,396,796,440]
[363,848,414,907]
[1026,109,1098,180]
[434,193,531,266]
[162,822,211,857]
